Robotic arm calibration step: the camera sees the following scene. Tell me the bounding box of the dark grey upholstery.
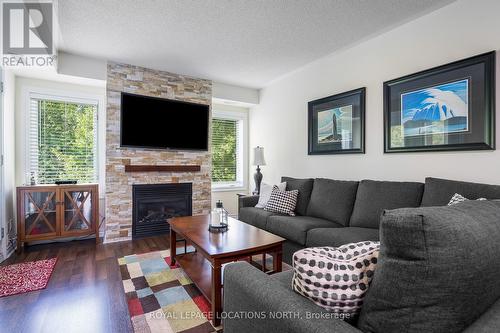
[358,201,500,333]
[306,178,359,226]
[271,269,294,288]
[463,298,500,333]
[350,180,424,228]
[421,177,500,206]
[238,207,275,229]
[266,215,342,245]
[306,227,379,248]
[281,177,314,216]
[238,195,259,208]
[223,262,362,333]
[233,177,500,333]
[283,240,304,265]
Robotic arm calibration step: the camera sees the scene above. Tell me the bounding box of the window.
[28,94,98,184]
[211,110,247,190]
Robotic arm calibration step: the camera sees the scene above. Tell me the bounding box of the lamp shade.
[252,146,266,166]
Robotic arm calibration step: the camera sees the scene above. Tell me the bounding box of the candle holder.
[209,200,229,233]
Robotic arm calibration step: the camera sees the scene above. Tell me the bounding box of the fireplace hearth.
[132,183,192,238]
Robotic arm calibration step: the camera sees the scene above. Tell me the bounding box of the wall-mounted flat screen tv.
[120,92,209,150]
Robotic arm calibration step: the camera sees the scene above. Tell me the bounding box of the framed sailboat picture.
[384,51,495,153]
[308,87,365,155]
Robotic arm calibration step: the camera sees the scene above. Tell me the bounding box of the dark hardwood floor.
[0,236,170,333]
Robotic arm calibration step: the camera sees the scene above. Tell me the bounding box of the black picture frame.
[384,51,495,153]
[308,87,366,155]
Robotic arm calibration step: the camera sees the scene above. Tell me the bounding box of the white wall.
[57,51,107,81]
[250,0,500,186]
[1,70,16,259]
[212,82,259,106]
[15,77,106,195]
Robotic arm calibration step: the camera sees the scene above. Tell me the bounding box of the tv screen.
[120,93,209,150]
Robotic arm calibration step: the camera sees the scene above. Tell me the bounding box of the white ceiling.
[57,0,455,89]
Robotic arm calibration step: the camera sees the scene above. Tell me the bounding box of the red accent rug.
[118,250,221,333]
[0,257,57,298]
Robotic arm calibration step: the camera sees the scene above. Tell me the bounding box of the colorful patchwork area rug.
[118,250,220,333]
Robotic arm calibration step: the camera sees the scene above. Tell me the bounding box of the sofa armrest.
[238,195,259,210]
[223,262,362,333]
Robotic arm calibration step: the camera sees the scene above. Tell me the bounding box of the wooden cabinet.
[17,184,99,251]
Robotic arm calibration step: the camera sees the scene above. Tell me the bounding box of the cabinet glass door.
[62,189,93,234]
[23,190,57,238]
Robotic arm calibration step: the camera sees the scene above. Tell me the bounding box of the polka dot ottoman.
[292,241,380,319]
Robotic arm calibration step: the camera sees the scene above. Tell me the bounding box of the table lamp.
[252,146,266,195]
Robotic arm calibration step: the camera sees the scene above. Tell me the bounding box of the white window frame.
[22,86,103,189]
[211,109,248,192]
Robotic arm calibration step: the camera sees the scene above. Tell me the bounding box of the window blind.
[28,96,98,184]
[211,118,239,183]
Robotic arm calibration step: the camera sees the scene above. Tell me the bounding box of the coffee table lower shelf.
[175,251,219,301]
[175,250,279,304]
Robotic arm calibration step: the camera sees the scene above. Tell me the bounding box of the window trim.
[211,109,248,192]
[22,85,104,191]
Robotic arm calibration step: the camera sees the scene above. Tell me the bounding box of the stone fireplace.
[132,183,192,238]
[105,62,212,242]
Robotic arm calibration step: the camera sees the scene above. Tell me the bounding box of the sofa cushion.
[306,227,380,248]
[306,178,359,226]
[283,240,305,265]
[349,180,424,229]
[267,215,342,245]
[281,177,314,216]
[463,297,500,333]
[421,177,500,206]
[272,270,294,288]
[238,207,275,230]
[358,200,500,333]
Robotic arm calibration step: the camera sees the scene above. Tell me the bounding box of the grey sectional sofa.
[227,177,500,333]
[239,176,434,263]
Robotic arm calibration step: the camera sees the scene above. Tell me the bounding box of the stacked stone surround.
[105,62,212,242]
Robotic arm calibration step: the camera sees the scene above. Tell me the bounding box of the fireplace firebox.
[132,183,192,238]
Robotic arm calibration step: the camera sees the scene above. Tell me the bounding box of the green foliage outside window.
[36,99,97,184]
[211,118,237,182]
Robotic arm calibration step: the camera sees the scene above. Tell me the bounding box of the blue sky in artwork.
[401,79,468,122]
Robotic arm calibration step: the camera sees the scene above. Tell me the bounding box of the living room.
[1,0,500,332]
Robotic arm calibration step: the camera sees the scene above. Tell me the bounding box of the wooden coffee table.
[169,215,285,326]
